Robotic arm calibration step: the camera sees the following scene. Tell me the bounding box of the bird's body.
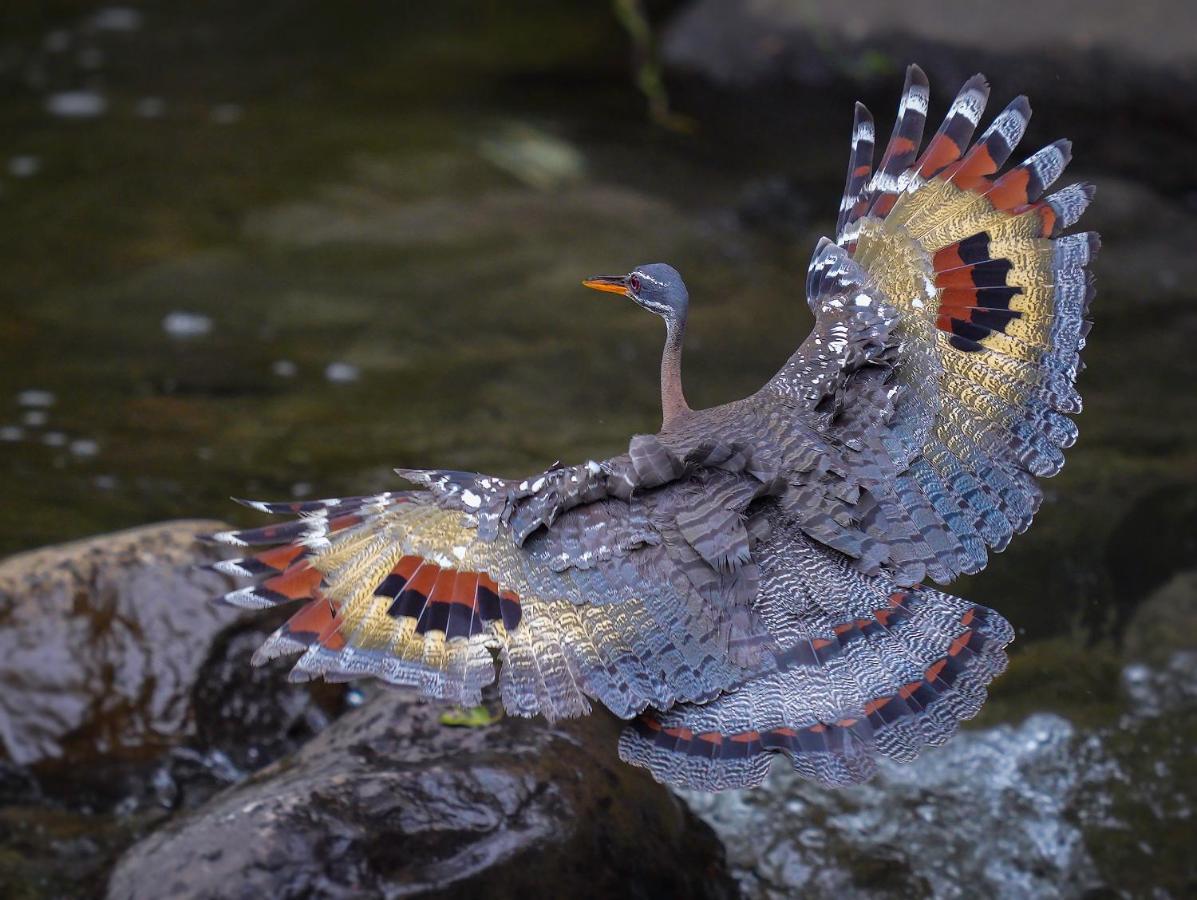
[207,67,1097,791]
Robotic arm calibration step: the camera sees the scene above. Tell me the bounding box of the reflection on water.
[1,0,1195,896]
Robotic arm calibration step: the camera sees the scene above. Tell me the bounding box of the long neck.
[660,311,690,427]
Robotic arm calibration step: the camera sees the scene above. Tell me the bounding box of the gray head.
[582,263,688,322]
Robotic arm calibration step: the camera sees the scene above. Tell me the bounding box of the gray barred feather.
[618,519,1013,789]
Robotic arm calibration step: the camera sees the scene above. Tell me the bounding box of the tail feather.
[618,525,1013,791]
[619,588,1012,791]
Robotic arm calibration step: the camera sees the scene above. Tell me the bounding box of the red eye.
[629,275,641,293]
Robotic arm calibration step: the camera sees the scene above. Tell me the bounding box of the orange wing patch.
[375,555,521,638]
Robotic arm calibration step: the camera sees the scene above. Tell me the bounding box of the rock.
[1,522,732,899]
[663,0,1197,93]
[0,521,346,793]
[188,615,348,778]
[0,521,238,772]
[1123,569,1197,669]
[0,521,241,897]
[0,522,352,897]
[1105,482,1197,638]
[107,688,739,900]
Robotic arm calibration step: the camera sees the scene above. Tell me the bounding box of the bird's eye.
[629,275,641,293]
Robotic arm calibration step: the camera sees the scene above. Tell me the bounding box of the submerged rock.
[107,688,738,900]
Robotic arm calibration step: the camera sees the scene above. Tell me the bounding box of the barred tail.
[618,535,1014,790]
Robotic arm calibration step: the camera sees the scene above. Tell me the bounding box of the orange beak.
[582,275,630,296]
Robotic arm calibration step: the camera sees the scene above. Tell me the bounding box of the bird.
[204,65,1097,791]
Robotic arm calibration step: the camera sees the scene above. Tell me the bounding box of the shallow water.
[1,1,1195,896]
[1,1,820,553]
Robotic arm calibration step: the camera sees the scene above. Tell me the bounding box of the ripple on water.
[7,156,40,178]
[324,361,360,384]
[43,30,71,53]
[90,7,143,33]
[162,311,213,338]
[209,103,243,125]
[17,389,55,408]
[45,90,107,119]
[69,438,100,458]
[134,96,166,118]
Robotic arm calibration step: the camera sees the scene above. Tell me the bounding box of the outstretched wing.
[763,64,1097,587]
[204,435,782,722]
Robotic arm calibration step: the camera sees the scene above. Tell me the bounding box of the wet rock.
[0,521,345,798]
[107,605,355,819]
[108,688,739,900]
[663,0,1197,94]
[0,521,238,772]
[659,1,1197,219]
[1105,483,1197,638]
[0,522,237,896]
[188,610,349,778]
[680,651,1197,899]
[1123,568,1197,669]
[0,522,354,897]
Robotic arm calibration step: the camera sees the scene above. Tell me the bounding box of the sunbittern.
[205,66,1097,791]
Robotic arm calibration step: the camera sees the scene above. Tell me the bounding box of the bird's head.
[582,263,688,323]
